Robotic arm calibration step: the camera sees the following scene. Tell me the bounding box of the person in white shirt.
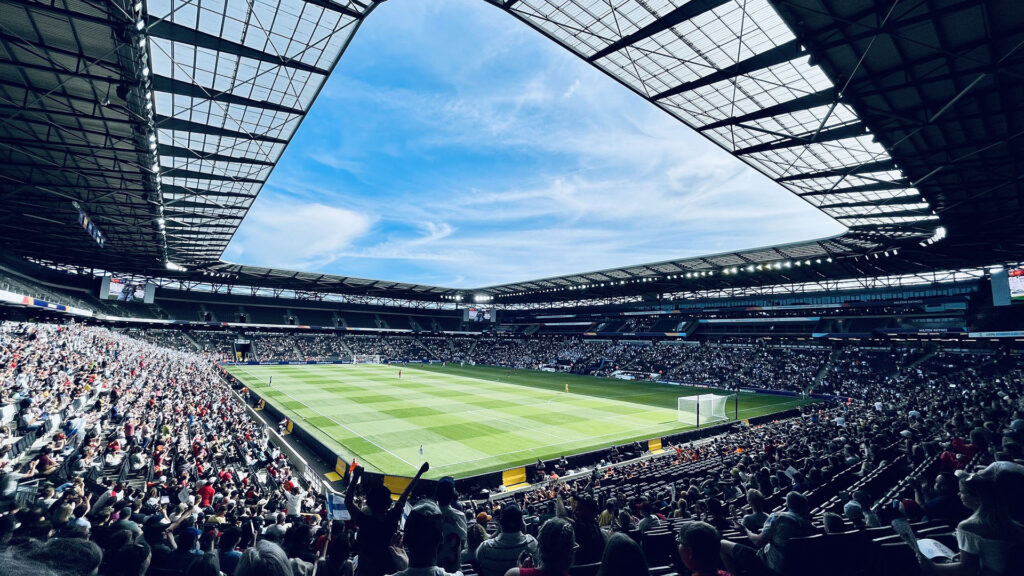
[285,485,305,516]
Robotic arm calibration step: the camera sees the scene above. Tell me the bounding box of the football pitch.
[226,363,813,479]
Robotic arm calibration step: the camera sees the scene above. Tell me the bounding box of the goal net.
[678,394,733,427]
[352,354,382,365]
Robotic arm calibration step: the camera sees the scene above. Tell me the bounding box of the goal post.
[352,354,382,365]
[677,393,738,427]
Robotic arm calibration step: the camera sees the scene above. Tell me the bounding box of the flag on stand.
[327,492,350,521]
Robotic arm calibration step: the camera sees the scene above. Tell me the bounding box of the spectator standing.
[391,500,464,576]
[475,504,539,576]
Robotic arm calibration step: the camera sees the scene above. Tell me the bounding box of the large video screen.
[465,307,492,322]
[106,277,147,302]
[1009,269,1024,302]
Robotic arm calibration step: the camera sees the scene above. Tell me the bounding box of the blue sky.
[222,0,844,288]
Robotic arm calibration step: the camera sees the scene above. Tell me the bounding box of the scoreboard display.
[99,277,155,304]
[464,307,494,322]
[1009,268,1024,302]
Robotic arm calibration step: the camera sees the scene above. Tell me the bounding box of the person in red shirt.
[197,479,216,507]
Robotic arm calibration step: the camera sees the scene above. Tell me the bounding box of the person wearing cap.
[392,500,464,576]
[916,462,1024,576]
[436,476,467,574]
[476,511,493,528]
[285,484,306,516]
[464,513,492,566]
[475,503,538,576]
[196,479,215,508]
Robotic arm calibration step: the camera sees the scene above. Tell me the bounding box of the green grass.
[226,363,813,479]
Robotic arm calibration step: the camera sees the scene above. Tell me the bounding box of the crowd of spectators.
[482,347,1024,576]
[7,320,1019,576]
[0,321,333,576]
[120,330,1019,401]
[189,332,239,360]
[294,336,352,362]
[248,334,303,363]
[344,336,396,361]
[128,330,199,353]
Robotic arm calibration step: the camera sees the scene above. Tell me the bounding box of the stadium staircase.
[374,314,388,329]
[675,318,697,336]
[904,346,939,372]
[147,302,171,319]
[181,331,200,352]
[338,337,355,360]
[812,348,842,391]
[523,324,541,335]
[415,337,445,361]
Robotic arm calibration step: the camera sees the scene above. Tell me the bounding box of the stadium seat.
[569,562,601,576]
[641,530,676,567]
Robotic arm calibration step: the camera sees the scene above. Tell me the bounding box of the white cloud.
[224,0,845,287]
[223,195,375,271]
[563,79,581,99]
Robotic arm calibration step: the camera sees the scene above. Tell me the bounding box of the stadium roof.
[0,0,1020,303]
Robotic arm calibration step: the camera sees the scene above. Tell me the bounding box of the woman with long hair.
[504,517,576,576]
[919,463,1024,575]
